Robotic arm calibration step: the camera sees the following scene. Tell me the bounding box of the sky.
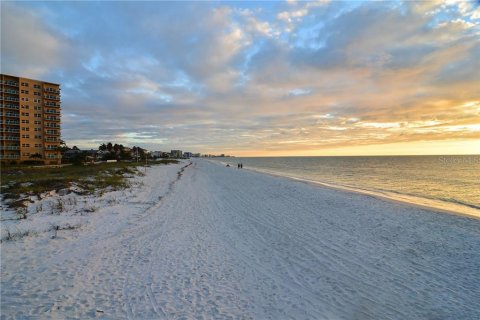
[2,0,479,156]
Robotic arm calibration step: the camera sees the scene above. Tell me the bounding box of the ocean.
[215,155,480,217]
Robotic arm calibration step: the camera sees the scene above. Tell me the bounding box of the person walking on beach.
[237,163,240,169]
[240,163,243,169]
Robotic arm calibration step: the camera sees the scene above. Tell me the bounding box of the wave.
[237,164,480,220]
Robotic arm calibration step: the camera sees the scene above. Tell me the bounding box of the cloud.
[1,2,63,78]
[288,88,312,97]
[278,9,308,23]
[1,1,479,155]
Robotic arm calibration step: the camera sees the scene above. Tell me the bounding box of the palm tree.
[57,139,71,155]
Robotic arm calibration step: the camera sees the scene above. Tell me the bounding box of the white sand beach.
[1,159,479,319]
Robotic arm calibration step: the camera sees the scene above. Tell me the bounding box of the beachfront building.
[63,149,103,162]
[151,151,163,158]
[170,150,183,158]
[183,152,193,158]
[1,74,61,164]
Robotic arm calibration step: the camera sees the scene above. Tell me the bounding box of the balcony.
[0,120,20,125]
[0,146,20,150]
[0,96,19,102]
[45,109,60,114]
[0,154,20,159]
[44,94,60,101]
[2,80,19,87]
[0,112,20,117]
[5,120,20,125]
[0,104,20,110]
[44,88,61,94]
[45,123,60,128]
[45,102,60,107]
[45,116,60,121]
[45,137,58,142]
[0,128,20,133]
[0,136,20,141]
[0,89,19,94]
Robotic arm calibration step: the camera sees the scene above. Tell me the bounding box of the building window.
[21,105,29,109]
[33,84,41,89]
[21,127,30,131]
[34,121,41,125]
[21,82,29,87]
[35,144,42,148]
[34,92,41,96]
[34,113,42,118]
[34,106,42,110]
[34,127,42,132]
[21,97,29,102]
[34,135,42,139]
[21,120,30,124]
[34,98,41,103]
[21,90,29,94]
[22,143,30,147]
[22,134,30,138]
[21,112,30,116]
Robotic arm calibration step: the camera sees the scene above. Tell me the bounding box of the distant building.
[150,151,172,159]
[1,74,61,164]
[62,149,82,160]
[63,149,102,162]
[170,150,182,158]
[151,151,163,158]
[183,152,193,158]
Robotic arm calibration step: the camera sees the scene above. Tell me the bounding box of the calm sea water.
[216,155,480,216]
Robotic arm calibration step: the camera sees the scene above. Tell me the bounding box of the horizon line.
[220,154,480,158]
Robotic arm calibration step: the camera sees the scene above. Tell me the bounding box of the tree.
[118,144,129,160]
[57,139,71,155]
[99,143,107,151]
[107,142,113,152]
[72,146,80,150]
[137,147,146,159]
[70,151,87,166]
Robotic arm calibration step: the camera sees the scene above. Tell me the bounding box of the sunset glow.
[2,1,479,155]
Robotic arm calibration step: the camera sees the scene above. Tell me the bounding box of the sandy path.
[1,159,480,319]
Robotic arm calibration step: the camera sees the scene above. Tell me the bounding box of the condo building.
[0,74,61,164]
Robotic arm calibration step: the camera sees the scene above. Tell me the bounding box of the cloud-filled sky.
[2,0,479,155]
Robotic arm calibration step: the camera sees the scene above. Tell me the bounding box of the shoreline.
[2,159,480,319]
[208,159,480,220]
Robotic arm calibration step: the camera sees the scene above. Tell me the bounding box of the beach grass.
[1,160,178,207]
